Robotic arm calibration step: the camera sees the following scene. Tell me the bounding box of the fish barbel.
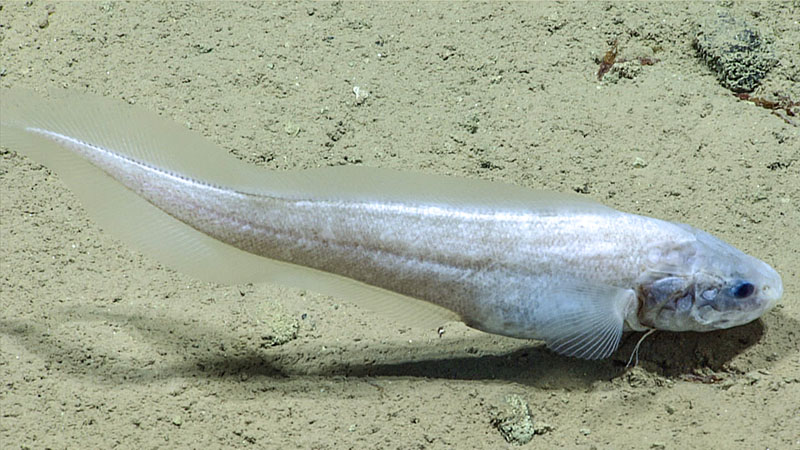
[0,89,783,359]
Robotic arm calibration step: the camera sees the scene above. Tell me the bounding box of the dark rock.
[694,12,777,93]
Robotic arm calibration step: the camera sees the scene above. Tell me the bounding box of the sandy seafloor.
[1,2,798,449]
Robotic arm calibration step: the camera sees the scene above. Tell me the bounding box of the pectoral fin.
[535,282,634,360]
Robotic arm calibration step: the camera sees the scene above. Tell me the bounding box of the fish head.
[638,225,783,332]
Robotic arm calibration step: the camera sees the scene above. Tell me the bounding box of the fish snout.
[756,261,783,312]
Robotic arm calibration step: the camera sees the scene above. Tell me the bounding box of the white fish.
[0,89,783,360]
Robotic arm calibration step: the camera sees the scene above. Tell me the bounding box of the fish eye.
[732,282,755,299]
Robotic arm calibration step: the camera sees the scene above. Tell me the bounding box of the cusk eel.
[0,89,783,359]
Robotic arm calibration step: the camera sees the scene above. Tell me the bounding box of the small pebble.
[491,395,536,445]
[534,422,554,435]
[353,86,370,105]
